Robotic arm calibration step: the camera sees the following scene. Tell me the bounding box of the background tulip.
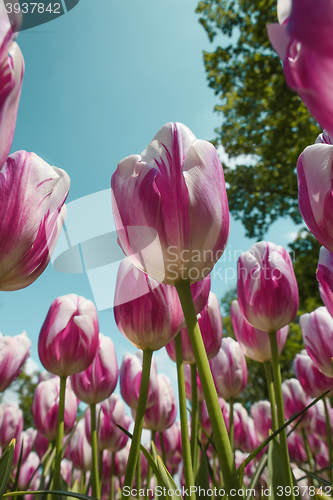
[0,331,31,392]
[300,306,333,378]
[17,451,40,490]
[38,294,99,377]
[114,260,183,351]
[35,431,48,459]
[155,421,182,459]
[0,152,70,290]
[287,432,308,464]
[191,274,211,315]
[237,241,298,332]
[231,300,288,363]
[210,337,247,400]
[166,291,222,364]
[69,420,92,473]
[111,122,229,285]
[13,427,37,468]
[294,350,333,398]
[282,378,314,432]
[313,399,333,440]
[251,401,272,442]
[71,333,118,404]
[317,246,333,316]
[0,402,23,448]
[120,351,158,410]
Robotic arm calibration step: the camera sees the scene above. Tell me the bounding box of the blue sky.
[2,0,303,403]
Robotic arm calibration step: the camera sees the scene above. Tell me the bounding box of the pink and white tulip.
[287,432,307,464]
[31,377,77,441]
[231,300,288,363]
[237,242,298,332]
[114,260,183,351]
[166,291,222,364]
[38,294,99,377]
[35,431,49,459]
[111,122,229,285]
[313,399,333,440]
[190,275,211,315]
[0,152,70,290]
[69,420,92,473]
[251,401,272,442]
[0,402,23,448]
[71,333,118,405]
[300,306,333,378]
[282,378,314,432]
[317,246,333,315]
[13,427,37,468]
[209,337,247,400]
[119,351,158,410]
[294,350,333,398]
[155,421,182,459]
[0,331,31,392]
[17,451,40,490]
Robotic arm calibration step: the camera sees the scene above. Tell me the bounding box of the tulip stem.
[229,400,234,451]
[137,450,141,498]
[175,279,242,500]
[52,375,67,500]
[110,452,114,500]
[145,431,155,500]
[263,361,278,432]
[159,432,166,464]
[190,362,198,476]
[90,403,101,499]
[268,331,295,500]
[324,398,333,483]
[301,429,313,472]
[175,333,196,498]
[122,349,153,497]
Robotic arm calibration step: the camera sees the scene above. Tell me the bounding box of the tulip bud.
[237,242,298,332]
[233,404,250,452]
[35,431,49,459]
[13,427,37,468]
[200,398,228,442]
[317,246,333,317]
[294,350,333,398]
[111,122,230,285]
[251,401,272,442]
[38,294,99,377]
[155,421,181,459]
[0,402,23,448]
[313,399,333,439]
[191,275,211,315]
[119,351,158,410]
[114,260,184,351]
[209,337,247,400]
[317,442,329,470]
[300,306,333,378]
[166,292,222,364]
[17,451,40,490]
[71,333,118,405]
[287,432,307,464]
[231,300,288,363]
[282,378,314,432]
[69,420,92,472]
[184,364,204,402]
[31,378,77,441]
[0,331,31,392]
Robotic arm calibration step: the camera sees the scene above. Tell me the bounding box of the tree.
[196,0,320,239]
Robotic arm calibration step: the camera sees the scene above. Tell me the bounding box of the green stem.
[52,375,67,500]
[301,429,313,472]
[159,431,166,464]
[263,361,278,432]
[145,431,155,500]
[174,333,196,499]
[110,452,114,500]
[268,331,295,500]
[190,362,198,476]
[137,450,141,498]
[175,279,241,500]
[229,400,234,450]
[90,403,100,498]
[324,397,333,484]
[122,349,153,496]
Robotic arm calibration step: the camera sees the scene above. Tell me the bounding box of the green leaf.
[195,446,210,499]
[3,491,96,500]
[246,453,267,500]
[267,438,289,499]
[12,438,24,493]
[0,439,16,499]
[70,480,80,495]
[237,460,245,486]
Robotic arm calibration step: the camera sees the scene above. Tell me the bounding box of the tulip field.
[1,1,333,500]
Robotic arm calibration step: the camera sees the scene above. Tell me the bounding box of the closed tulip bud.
[313,399,333,439]
[294,350,333,398]
[317,246,333,316]
[184,364,204,402]
[35,431,49,459]
[282,378,314,432]
[61,458,72,486]
[111,122,229,285]
[234,451,255,481]
[307,433,321,456]
[0,402,23,448]
[0,331,31,392]
[300,306,333,377]
[287,432,307,464]
[237,242,298,332]
[166,292,222,364]
[243,417,260,453]
[69,420,92,472]
[191,275,211,315]
[17,451,40,490]
[31,377,77,441]
[233,404,250,452]
[201,398,228,441]
[114,260,183,351]
[155,421,181,459]
[0,152,70,290]
[251,401,272,442]
[119,351,158,410]
[113,442,130,478]
[38,294,99,377]
[13,427,37,468]
[71,333,118,404]
[317,442,329,470]
[231,300,289,363]
[209,337,247,400]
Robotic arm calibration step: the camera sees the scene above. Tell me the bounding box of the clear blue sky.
[2,0,302,400]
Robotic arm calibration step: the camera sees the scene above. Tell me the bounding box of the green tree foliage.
[196,0,320,239]
[9,364,39,429]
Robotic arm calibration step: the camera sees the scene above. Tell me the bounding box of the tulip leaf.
[0,439,16,499]
[70,480,80,494]
[245,453,267,500]
[12,439,24,493]
[2,491,96,500]
[297,466,333,488]
[195,446,210,498]
[267,438,289,499]
[237,460,245,486]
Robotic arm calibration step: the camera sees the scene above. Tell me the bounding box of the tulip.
[191,274,211,315]
[243,417,260,453]
[102,443,131,482]
[201,398,229,443]
[294,349,333,398]
[233,404,250,452]
[60,458,72,486]
[0,331,31,392]
[166,291,222,364]
[234,450,255,481]
[38,294,99,377]
[31,377,77,441]
[111,122,229,285]
[313,399,333,440]
[155,421,181,459]
[71,333,118,405]
[287,432,307,464]
[114,260,183,351]
[0,152,70,290]
[119,351,158,410]
[17,451,40,490]
[282,378,314,432]
[13,427,37,468]
[307,433,321,456]
[317,442,329,470]
[251,401,272,442]
[69,420,92,473]
[317,246,333,315]
[300,306,333,378]
[230,300,288,363]
[35,431,49,459]
[210,337,247,401]
[0,402,23,448]
[237,242,298,332]
[184,364,204,402]
[267,0,333,138]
